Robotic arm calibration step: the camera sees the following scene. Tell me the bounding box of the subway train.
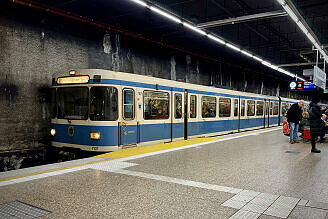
[50,69,303,152]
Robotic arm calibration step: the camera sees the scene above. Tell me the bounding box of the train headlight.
[50,129,56,136]
[90,132,101,140]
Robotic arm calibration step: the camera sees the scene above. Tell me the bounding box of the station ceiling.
[11,0,328,80]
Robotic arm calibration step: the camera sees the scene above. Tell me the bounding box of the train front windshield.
[57,87,89,120]
[54,86,119,121]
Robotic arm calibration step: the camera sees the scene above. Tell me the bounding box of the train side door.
[265,100,270,128]
[184,90,188,139]
[120,88,138,146]
[232,98,239,132]
[172,91,184,141]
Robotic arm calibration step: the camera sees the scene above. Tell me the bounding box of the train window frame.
[234,99,239,117]
[270,102,274,115]
[190,95,197,119]
[273,102,279,115]
[123,88,135,120]
[247,100,255,117]
[219,98,231,118]
[57,86,89,120]
[240,99,245,117]
[175,93,183,119]
[143,90,170,120]
[201,96,217,118]
[90,86,119,121]
[256,101,264,116]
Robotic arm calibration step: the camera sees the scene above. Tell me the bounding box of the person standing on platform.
[286,100,304,144]
[309,98,326,153]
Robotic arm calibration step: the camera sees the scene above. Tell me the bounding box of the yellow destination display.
[57,76,89,84]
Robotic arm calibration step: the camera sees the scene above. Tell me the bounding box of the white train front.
[50,69,299,152]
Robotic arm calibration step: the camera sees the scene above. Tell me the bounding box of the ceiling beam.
[277,62,323,67]
[209,0,269,41]
[197,10,287,29]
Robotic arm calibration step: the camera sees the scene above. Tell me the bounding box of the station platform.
[1,127,328,219]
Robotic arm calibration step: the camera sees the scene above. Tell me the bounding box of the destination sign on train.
[57,76,89,84]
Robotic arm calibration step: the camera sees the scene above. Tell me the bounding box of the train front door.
[120,88,138,146]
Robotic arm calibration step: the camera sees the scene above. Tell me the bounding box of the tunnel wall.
[0,1,308,153]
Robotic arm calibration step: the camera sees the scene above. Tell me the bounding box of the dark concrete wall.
[0,2,305,152]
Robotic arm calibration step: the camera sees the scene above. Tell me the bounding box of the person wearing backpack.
[309,97,326,153]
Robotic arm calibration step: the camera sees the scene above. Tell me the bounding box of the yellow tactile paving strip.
[0,137,217,183]
[96,137,217,159]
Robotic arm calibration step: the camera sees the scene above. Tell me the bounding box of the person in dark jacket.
[286,100,304,143]
[309,97,326,153]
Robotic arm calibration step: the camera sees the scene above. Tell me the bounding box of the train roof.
[53,69,297,102]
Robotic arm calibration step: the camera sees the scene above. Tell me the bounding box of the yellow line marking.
[95,137,217,159]
[0,127,280,183]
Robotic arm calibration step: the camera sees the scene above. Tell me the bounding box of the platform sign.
[303,68,314,77]
[313,66,326,89]
[303,81,316,89]
[289,81,316,90]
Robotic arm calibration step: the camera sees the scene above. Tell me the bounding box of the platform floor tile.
[229,209,261,219]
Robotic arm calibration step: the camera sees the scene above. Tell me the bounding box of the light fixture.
[207,34,226,45]
[226,43,240,52]
[277,0,328,67]
[182,22,207,35]
[149,6,181,23]
[50,129,56,136]
[90,132,101,140]
[69,70,76,75]
[252,56,263,62]
[130,0,148,7]
[241,50,253,58]
[128,0,307,81]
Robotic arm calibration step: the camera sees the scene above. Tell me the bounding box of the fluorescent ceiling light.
[283,5,299,22]
[207,34,226,44]
[149,6,181,23]
[226,43,240,52]
[129,0,148,7]
[252,56,263,62]
[278,0,327,68]
[241,50,253,58]
[129,0,306,81]
[183,22,207,35]
[262,61,272,68]
[296,21,308,34]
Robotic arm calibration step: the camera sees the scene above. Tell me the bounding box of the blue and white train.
[50,69,301,152]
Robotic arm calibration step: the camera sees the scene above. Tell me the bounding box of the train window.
[90,86,118,121]
[57,87,89,120]
[241,100,245,116]
[219,98,231,117]
[175,93,182,119]
[270,102,273,115]
[144,91,169,120]
[256,101,264,116]
[282,103,288,116]
[202,96,217,118]
[123,89,134,120]
[273,102,279,115]
[247,100,255,116]
[234,99,238,117]
[51,88,56,118]
[190,95,197,118]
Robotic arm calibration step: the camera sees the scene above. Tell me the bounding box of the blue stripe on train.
[52,117,280,147]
